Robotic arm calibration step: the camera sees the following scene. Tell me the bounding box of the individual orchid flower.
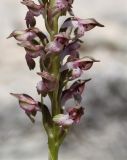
[74,17,104,37]
[61,56,99,72]
[61,56,99,80]
[8,28,47,70]
[61,79,91,105]
[10,93,40,122]
[53,106,84,127]
[60,17,104,38]
[21,0,44,17]
[7,29,37,41]
[18,41,44,70]
[7,28,48,45]
[36,71,58,95]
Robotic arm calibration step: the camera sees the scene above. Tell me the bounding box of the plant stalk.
[40,0,63,160]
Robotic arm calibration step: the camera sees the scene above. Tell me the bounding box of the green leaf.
[40,103,53,135]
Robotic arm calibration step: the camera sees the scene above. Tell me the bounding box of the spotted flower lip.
[67,106,84,123]
[10,93,40,122]
[61,79,91,105]
[21,0,44,16]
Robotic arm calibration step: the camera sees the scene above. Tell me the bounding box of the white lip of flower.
[53,114,74,127]
[62,55,70,65]
[71,67,82,79]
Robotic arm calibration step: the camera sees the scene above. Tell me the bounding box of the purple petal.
[19,101,37,112]
[25,53,36,70]
[61,40,81,60]
[10,93,37,105]
[25,11,36,28]
[68,106,84,123]
[10,93,40,114]
[56,0,73,11]
[36,80,48,96]
[37,71,56,82]
[61,56,99,72]
[45,40,63,53]
[74,24,85,37]
[18,41,43,58]
[78,18,104,31]
[21,0,44,16]
[76,57,100,70]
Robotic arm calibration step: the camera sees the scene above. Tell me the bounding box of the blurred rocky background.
[0,0,127,160]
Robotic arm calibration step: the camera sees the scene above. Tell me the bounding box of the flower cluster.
[9,0,104,128]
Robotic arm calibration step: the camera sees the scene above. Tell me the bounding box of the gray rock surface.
[0,0,127,160]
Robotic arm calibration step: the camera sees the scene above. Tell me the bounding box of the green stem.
[40,1,66,160]
[48,137,59,160]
